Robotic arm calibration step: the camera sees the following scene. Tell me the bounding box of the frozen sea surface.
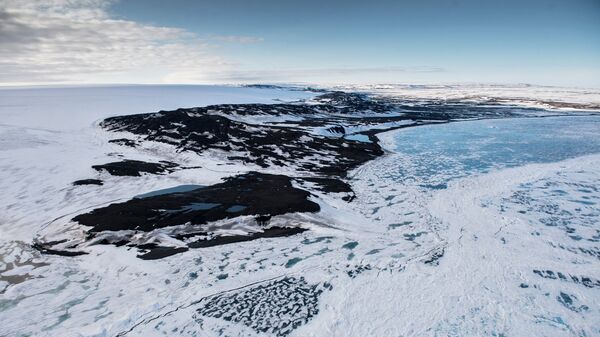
[385,116,600,188]
[336,116,600,336]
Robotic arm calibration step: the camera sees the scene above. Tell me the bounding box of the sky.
[1,0,599,87]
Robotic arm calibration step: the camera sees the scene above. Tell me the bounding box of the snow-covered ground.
[0,85,315,130]
[1,84,599,337]
[338,83,600,111]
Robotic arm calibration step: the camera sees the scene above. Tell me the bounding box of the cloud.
[0,0,232,85]
[0,0,443,85]
[211,35,264,44]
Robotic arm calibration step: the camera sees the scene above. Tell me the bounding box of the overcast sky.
[1,0,599,87]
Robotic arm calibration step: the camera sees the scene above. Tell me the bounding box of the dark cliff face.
[67,172,321,259]
[92,160,177,176]
[100,105,384,176]
[74,172,320,234]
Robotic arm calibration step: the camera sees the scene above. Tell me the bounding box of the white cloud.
[0,0,445,86]
[0,0,234,85]
[211,35,264,44]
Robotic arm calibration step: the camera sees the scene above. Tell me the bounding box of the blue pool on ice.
[134,184,204,199]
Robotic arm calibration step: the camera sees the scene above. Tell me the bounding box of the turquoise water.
[391,116,600,188]
[345,134,371,142]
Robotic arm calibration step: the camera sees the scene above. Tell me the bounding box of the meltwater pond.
[389,116,600,188]
[134,184,204,199]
